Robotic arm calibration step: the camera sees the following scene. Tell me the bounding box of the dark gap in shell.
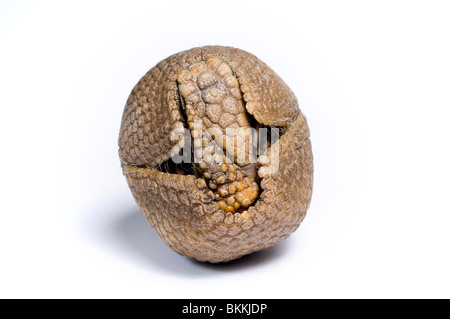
[156,156,195,175]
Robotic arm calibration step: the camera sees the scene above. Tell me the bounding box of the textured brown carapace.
[119,46,313,263]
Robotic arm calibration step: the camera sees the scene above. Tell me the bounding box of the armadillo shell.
[119,46,313,263]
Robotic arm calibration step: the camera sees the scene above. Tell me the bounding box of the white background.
[1,0,449,298]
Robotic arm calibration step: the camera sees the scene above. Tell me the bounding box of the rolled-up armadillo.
[119,46,313,263]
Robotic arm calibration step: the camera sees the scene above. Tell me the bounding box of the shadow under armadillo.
[112,208,292,276]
